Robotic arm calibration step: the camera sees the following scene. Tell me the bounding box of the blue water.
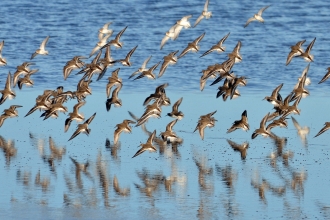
[1,0,330,94]
[1,0,330,219]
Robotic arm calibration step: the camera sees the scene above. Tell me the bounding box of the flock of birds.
[0,0,329,161]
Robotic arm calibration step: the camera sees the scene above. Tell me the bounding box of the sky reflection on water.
[0,91,329,219]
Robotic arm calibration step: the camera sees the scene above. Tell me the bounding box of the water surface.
[1,0,330,219]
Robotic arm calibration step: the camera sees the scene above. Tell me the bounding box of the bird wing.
[218,32,230,45]
[173,97,183,111]
[244,17,256,28]
[193,14,204,28]
[193,32,206,44]
[199,125,205,140]
[204,0,210,11]
[132,146,147,158]
[40,36,50,50]
[166,119,178,131]
[141,56,152,69]
[305,37,316,54]
[158,60,169,78]
[85,112,96,124]
[115,26,128,41]
[5,72,12,90]
[260,112,270,128]
[125,45,138,60]
[258,5,270,16]
[160,35,170,50]
[147,130,156,144]
[314,123,330,138]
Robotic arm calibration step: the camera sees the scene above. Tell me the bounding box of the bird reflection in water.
[113,175,130,196]
[42,137,65,175]
[70,156,92,189]
[216,165,241,219]
[194,151,214,220]
[226,139,249,160]
[268,133,293,168]
[48,136,66,160]
[0,135,17,166]
[16,169,31,187]
[29,132,45,156]
[197,198,213,220]
[315,201,330,220]
[96,152,110,207]
[291,170,307,195]
[251,171,286,205]
[135,168,163,199]
[216,165,237,190]
[29,135,66,175]
[35,170,50,192]
[105,138,121,163]
[291,116,310,147]
[164,153,187,194]
[193,152,213,193]
[283,200,307,219]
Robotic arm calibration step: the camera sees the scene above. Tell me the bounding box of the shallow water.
[1,0,330,219]
[0,91,330,219]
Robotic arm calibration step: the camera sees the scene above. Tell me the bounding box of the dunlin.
[0,72,15,105]
[227,110,249,133]
[244,6,270,28]
[0,105,22,127]
[68,112,96,141]
[251,112,272,139]
[264,83,283,107]
[90,33,112,57]
[318,67,330,84]
[143,83,168,106]
[193,0,212,28]
[194,111,217,140]
[113,119,135,145]
[158,50,179,78]
[160,24,183,49]
[160,119,179,143]
[314,122,330,138]
[116,45,138,67]
[101,26,128,49]
[31,36,50,59]
[129,55,152,79]
[300,37,316,62]
[200,32,230,57]
[132,130,157,158]
[97,45,116,81]
[133,61,160,81]
[0,41,7,66]
[167,97,184,120]
[106,68,122,98]
[64,101,86,132]
[106,85,122,112]
[178,32,205,59]
[63,56,86,80]
[176,15,192,29]
[286,40,306,66]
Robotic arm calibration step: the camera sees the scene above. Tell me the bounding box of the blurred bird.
[193,0,212,28]
[31,36,50,59]
[244,6,270,28]
[132,130,157,158]
[68,112,96,141]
